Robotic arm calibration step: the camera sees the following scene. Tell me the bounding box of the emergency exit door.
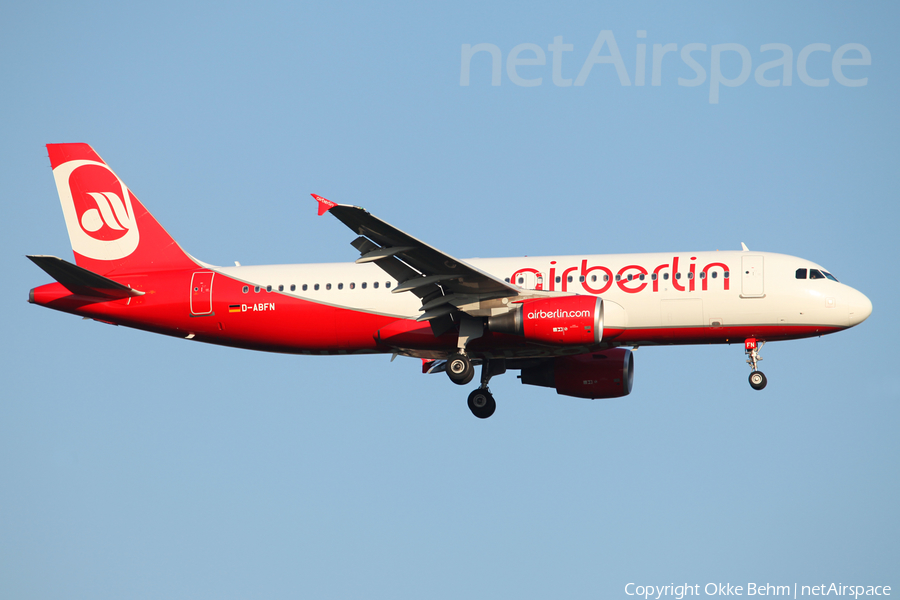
[190,271,215,315]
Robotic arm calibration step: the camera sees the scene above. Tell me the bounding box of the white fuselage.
[216,250,872,340]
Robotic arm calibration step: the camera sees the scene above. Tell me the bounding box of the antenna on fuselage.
[741,242,750,252]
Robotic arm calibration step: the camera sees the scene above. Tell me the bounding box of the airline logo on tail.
[53,159,140,261]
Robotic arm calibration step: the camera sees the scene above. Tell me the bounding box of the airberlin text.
[241,303,276,312]
[511,257,730,296]
[625,583,890,599]
[527,309,591,319]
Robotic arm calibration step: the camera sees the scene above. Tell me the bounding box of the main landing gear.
[745,338,767,390]
[446,355,505,418]
[446,353,475,385]
[467,388,495,419]
[446,317,506,418]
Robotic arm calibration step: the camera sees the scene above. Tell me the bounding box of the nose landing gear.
[745,338,767,390]
[749,370,767,390]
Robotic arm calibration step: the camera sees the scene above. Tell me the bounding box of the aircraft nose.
[847,288,872,326]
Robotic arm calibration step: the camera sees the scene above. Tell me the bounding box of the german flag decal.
[229,304,242,313]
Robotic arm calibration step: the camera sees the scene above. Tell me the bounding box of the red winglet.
[311,193,337,216]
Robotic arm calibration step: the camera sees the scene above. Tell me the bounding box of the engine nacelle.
[488,296,603,345]
[520,348,634,399]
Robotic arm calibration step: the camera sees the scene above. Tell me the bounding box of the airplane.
[28,143,873,418]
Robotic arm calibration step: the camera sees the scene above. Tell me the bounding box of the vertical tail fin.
[47,143,197,275]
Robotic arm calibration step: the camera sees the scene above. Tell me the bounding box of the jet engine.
[488,296,602,345]
[520,348,634,399]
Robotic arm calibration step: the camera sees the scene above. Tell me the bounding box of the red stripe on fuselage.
[30,269,846,356]
[611,325,843,346]
[30,270,397,354]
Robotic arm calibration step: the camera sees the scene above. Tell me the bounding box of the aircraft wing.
[312,194,523,321]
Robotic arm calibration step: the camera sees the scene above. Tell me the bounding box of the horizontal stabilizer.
[27,255,144,299]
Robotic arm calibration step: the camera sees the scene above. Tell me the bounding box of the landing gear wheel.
[467,388,496,419]
[749,371,767,391]
[446,353,474,385]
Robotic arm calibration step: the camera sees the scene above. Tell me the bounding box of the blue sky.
[2,1,897,598]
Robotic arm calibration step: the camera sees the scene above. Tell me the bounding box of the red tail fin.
[47,143,197,275]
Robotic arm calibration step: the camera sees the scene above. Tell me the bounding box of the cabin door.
[190,271,215,315]
[741,256,764,298]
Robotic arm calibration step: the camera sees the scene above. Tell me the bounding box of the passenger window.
[266,285,272,292]
[675,273,681,280]
[687,272,693,280]
[603,275,609,282]
[712,272,718,279]
[579,276,585,282]
[362,282,367,289]
[278,284,284,292]
[314,284,319,291]
[724,272,730,279]
[651,273,657,281]
[254,286,260,293]
[290,284,296,291]
[627,274,633,281]
[374,282,379,289]
[505,277,510,283]
[567,275,573,283]
[699,272,705,279]
[639,274,645,281]
[615,274,621,281]
[555,276,561,283]
[242,286,249,293]
[326,283,332,290]
[386,282,391,288]
[795,268,807,279]
[337,283,343,290]
[302,284,308,291]
[591,275,597,282]
[518,277,524,284]
[349,283,355,290]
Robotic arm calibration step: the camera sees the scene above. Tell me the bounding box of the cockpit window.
[809,269,825,279]
[795,268,807,279]
[823,271,838,282]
